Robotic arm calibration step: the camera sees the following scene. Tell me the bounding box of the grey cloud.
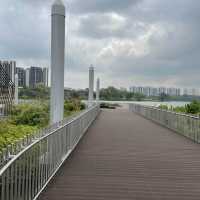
[69,0,142,14]
[0,0,200,89]
[0,0,50,65]
[20,0,51,7]
[33,0,200,88]
[76,13,150,40]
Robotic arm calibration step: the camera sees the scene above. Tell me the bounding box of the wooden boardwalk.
[38,108,200,200]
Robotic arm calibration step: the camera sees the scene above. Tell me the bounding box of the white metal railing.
[0,104,100,200]
[129,104,200,143]
[0,107,90,170]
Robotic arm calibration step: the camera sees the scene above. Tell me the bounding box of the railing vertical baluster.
[0,105,100,200]
[10,163,14,200]
[52,134,55,171]
[129,103,200,143]
[40,142,43,191]
[46,137,49,178]
[31,147,36,199]
[21,155,25,200]
[1,173,5,200]
[44,139,47,183]
[6,166,10,200]
[39,141,44,192]
[14,161,18,200]
[49,136,52,174]
[28,151,32,200]
[35,144,39,196]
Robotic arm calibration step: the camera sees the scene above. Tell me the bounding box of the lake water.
[99,101,190,107]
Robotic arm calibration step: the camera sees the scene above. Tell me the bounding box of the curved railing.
[129,103,200,143]
[0,104,100,200]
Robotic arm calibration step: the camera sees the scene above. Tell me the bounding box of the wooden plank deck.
[38,108,200,200]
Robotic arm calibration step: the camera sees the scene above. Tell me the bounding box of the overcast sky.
[0,0,199,89]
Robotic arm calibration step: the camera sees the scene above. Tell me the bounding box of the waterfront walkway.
[38,108,200,200]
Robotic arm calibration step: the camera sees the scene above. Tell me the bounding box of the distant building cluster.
[0,60,49,88]
[25,67,49,88]
[130,86,182,97]
[0,60,49,116]
[183,88,200,96]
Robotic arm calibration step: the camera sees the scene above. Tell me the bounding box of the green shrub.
[11,103,49,127]
[159,101,200,115]
[0,121,38,150]
[0,100,84,150]
[158,105,169,110]
[185,100,200,114]
[64,100,85,112]
[64,102,76,111]
[19,84,50,100]
[80,103,86,110]
[64,100,85,117]
[173,106,186,113]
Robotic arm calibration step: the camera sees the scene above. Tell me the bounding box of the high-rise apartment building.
[29,67,44,88]
[0,63,15,116]
[183,88,199,96]
[24,67,49,88]
[25,69,30,87]
[16,67,26,87]
[0,60,16,84]
[43,68,49,87]
[0,61,49,89]
[183,88,188,96]
[130,86,181,97]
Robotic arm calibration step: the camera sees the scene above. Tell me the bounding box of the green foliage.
[19,84,50,100]
[100,87,145,101]
[0,120,38,150]
[134,93,145,101]
[172,106,186,113]
[80,102,86,110]
[185,100,200,114]
[100,87,123,101]
[159,101,200,115]
[64,102,76,112]
[64,100,85,117]
[158,105,169,110]
[0,99,85,151]
[64,89,88,100]
[0,102,49,150]
[11,103,49,128]
[20,85,148,102]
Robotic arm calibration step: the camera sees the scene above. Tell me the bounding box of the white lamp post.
[88,65,94,107]
[96,78,100,102]
[50,0,66,123]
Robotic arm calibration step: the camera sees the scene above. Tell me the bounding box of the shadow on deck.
[38,108,200,200]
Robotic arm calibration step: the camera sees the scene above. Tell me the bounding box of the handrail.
[0,104,100,200]
[134,104,200,119]
[129,103,200,143]
[0,105,95,169]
